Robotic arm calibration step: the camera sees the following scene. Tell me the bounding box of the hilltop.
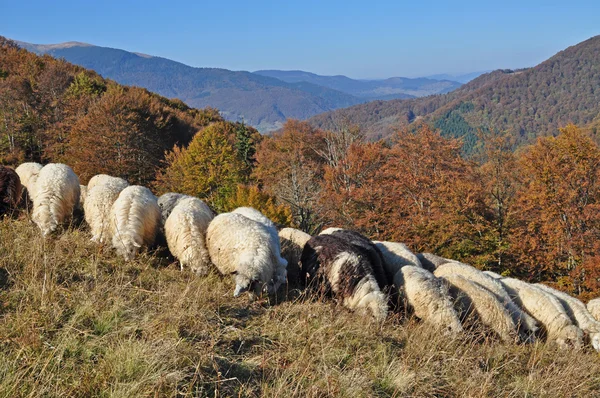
[309,36,600,149]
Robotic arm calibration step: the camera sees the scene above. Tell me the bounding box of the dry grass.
[0,218,599,397]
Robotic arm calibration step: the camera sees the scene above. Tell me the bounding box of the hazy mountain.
[17,41,364,132]
[253,69,460,99]
[309,36,600,151]
[426,71,490,84]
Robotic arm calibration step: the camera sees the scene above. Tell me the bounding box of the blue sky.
[2,0,599,78]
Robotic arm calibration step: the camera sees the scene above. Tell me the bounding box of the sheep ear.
[132,242,142,248]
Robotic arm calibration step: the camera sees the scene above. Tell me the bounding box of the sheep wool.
[110,185,161,260]
[0,166,23,215]
[416,252,456,273]
[15,162,43,200]
[206,212,287,299]
[535,283,600,351]
[31,163,80,236]
[165,197,215,275]
[499,277,584,349]
[278,227,312,286]
[157,192,191,224]
[437,273,519,343]
[394,265,462,334]
[320,228,389,291]
[79,185,87,210]
[434,262,538,342]
[301,234,388,322]
[84,180,129,243]
[374,241,422,280]
[588,298,600,323]
[482,270,503,279]
[87,174,128,192]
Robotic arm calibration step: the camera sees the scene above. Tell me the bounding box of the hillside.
[310,36,600,149]
[17,41,364,132]
[253,70,461,99]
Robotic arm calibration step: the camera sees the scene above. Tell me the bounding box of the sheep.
[588,298,600,322]
[300,234,388,322]
[483,270,503,279]
[436,273,519,343]
[79,185,87,210]
[0,166,23,216]
[87,174,128,191]
[535,283,600,351]
[165,197,215,275]
[416,252,456,273]
[110,185,161,260]
[319,228,389,290]
[373,241,422,280]
[15,162,42,201]
[206,212,288,299]
[498,277,584,349]
[279,227,312,286]
[232,207,287,288]
[394,265,462,334]
[31,163,80,236]
[434,262,538,342]
[157,192,191,224]
[84,181,129,243]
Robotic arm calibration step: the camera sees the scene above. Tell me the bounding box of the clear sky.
[1,0,599,78]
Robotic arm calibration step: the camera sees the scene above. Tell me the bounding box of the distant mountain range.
[426,71,490,84]
[15,40,464,132]
[309,36,600,151]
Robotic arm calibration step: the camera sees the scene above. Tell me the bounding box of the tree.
[223,184,293,226]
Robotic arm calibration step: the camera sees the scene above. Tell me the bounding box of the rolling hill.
[253,70,460,99]
[309,36,600,150]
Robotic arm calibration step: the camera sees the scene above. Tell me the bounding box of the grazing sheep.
[434,262,538,342]
[110,185,161,260]
[588,298,600,322]
[416,252,456,273]
[87,174,128,191]
[374,241,422,280]
[232,207,287,288]
[300,234,388,322]
[394,265,462,334]
[0,166,23,216]
[15,162,42,201]
[319,228,389,290]
[279,227,312,286]
[31,163,80,236]
[436,273,519,343]
[165,197,214,275]
[157,192,191,224]
[206,212,288,299]
[499,277,584,349]
[84,181,129,243]
[535,283,600,351]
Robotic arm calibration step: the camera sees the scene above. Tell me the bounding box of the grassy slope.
[1,218,599,397]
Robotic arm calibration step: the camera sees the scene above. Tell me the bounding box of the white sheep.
[499,277,583,349]
[434,262,538,342]
[207,212,288,299]
[110,185,161,260]
[157,192,191,224]
[436,273,519,343]
[416,252,456,273]
[301,234,388,322]
[87,174,128,191]
[278,227,312,286]
[587,298,600,322]
[374,241,422,280]
[232,207,287,289]
[535,283,600,351]
[394,265,462,334]
[15,162,43,201]
[165,197,214,275]
[84,180,129,243]
[31,163,80,236]
[482,270,503,279]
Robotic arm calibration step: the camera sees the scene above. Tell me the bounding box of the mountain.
[253,69,461,99]
[309,36,600,150]
[426,71,490,84]
[16,41,364,132]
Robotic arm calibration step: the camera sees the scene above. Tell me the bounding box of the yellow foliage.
[224,185,293,226]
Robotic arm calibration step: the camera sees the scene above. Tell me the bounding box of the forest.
[2,36,600,299]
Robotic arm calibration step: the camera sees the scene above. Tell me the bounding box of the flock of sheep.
[4,162,600,352]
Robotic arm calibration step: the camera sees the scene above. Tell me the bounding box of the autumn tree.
[223,184,293,226]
